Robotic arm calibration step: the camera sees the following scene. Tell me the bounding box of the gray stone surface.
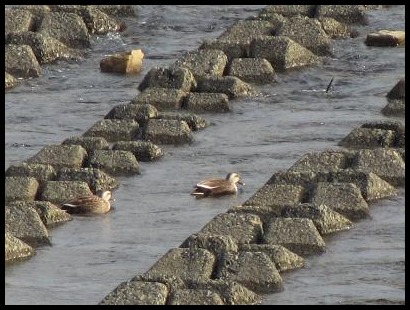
[216,251,283,293]
[5,176,39,204]
[157,111,209,131]
[99,280,168,305]
[5,204,51,246]
[105,103,158,124]
[112,140,164,162]
[315,5,369,25]
[83,119,140,142]
[386,78,405,100]
[5,71,18,90]
[199,213,263,245]
[5,8,35,35]
[5,232,35,263]
[62,136,110,153]
[310,182,370,221]
[143,119,193,145]
[132,87,187,111]
[5,163,57,187]
[183,92,231,113]
[87,149,140,176]
[56,167,119,193]
[339,127,396,149]
[5,44,42,78]
[168,289,225,305]
[263,217,326,256]
[288,149,348,173]
[39,180,92,204]
[227,58,276,85]
[196,76,253,99]
[280,203,353,235]
[26,144,87,169]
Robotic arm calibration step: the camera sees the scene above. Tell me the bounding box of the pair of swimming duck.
[60,172,244,214]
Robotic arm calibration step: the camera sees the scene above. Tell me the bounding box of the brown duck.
[191,172,245,198]
[60,190,113,214]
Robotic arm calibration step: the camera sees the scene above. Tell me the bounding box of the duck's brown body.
[191,172,244,198]
[60,191,113,214]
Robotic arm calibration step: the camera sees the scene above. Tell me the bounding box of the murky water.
[5,5,405,305]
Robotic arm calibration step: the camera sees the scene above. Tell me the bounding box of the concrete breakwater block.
[215,251,284,294]
[99,280,169,305]
[350,148,405,187]
[183,92,231,113]
[249,36,321,72]
[310,182,370,221]
[171,49,228,80]
[280,203,353,235]
[386,78,405,100]
[196,76,253,99]
[83,119,140,142]
[288,149,349,173]
[5,232,35,263]
[105,103,158,124]
[5,204,51,247]
[5,163,57,187]
[132,87,187,111]
[7,200,72,227]
[157,111,208,131]
[198,213,263,245]
[142,119,193,145]
[263,217,326,256]
[138,67,197,93]
[112,140,164,162]
[26,144,88,169]
[62,136,110,153]
[39,180,92,204]
[56,167,119,193]
[339,127,397,149]
[227,58,277,85]
[239,244,305,273]
[87,149,140,176]
[5,176,39,204]
[5,44,42,79]
[168,289,225,305]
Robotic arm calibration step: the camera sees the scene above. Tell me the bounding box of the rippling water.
[5,5,405,305]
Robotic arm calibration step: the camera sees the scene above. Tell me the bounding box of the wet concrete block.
[196,76,253,99]
[259,5,316,17]
[142,248,216,283]
[183,92,231,113]
[242,184,306,216]
[315,5,369,25]
[5,232,35,263]
[5,204,51,247]
[168,289,224,305]
[215,251,283,294]
[56,167,119,193]
[5,8,35,35]
[8,200,72,227]
[138,66,197,93]
[288,149,348,173]
[276,15,333,56]
[5,163,57,187]
[112,140,164,162]
[105,103,158,125]
[319,17,357,39]
[78,6,126,35]
[5,71,18,90]
[26,144,88,170]
[157,111,209,131]
[5,44,42,78]
[227,58,277,85]
[83,119,140,142]
[38,11,91,48]
[280,203,353,235]
[351,148,405,186]
[249,36,321,72]
[132,87,187,111]
[5,176,39,203]
[143,119,193,145]
[199,213,263,245]
[266,170,318,188]
[339,127,396,149]
[171,49,228,80]
[99,280,168,305]
[381,99,405,117]
[263,218,326,257]
[315,170,398,202]
[199,39,248,62]
[62,136,110,153]
[360,120,405,146]
[6,31,84,64]
[87,149,140,176]
[218,19,275,43]
[239,244,305,273]
[386,78,405,100]
[309,182,370,221]
[187,279,261,305]
[40,180,92,204]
